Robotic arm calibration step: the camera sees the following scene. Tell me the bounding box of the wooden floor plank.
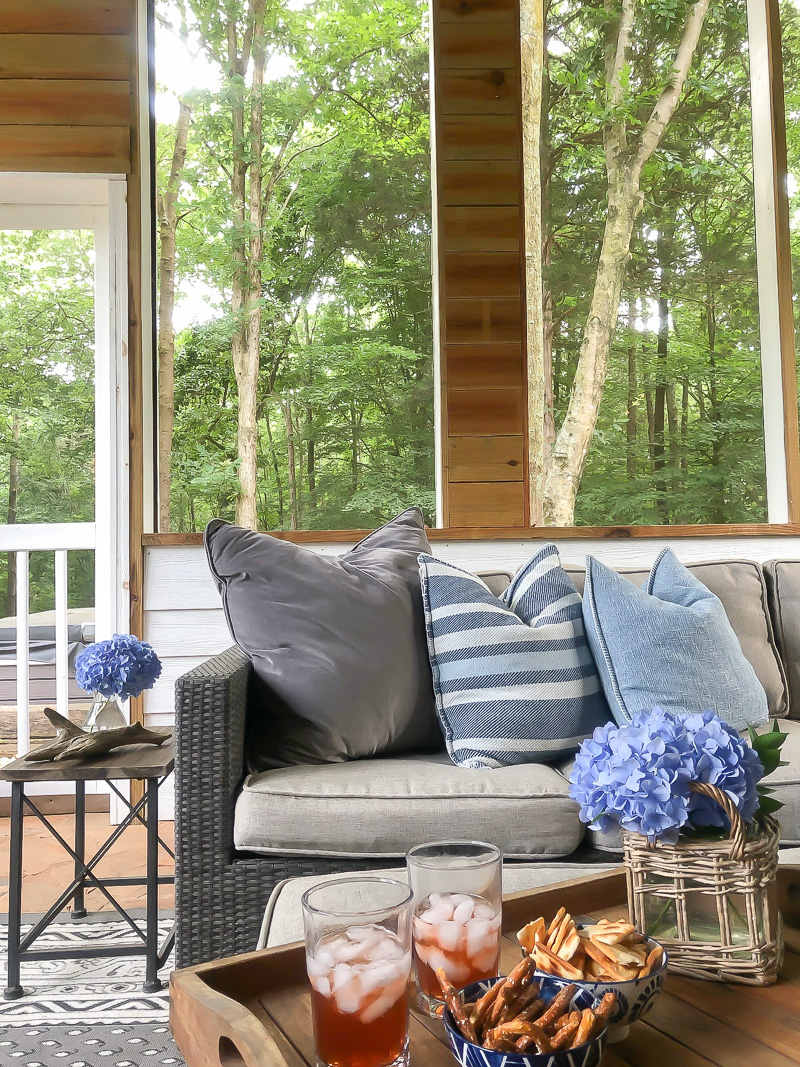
[614,1023,724,1067]
[646,990,799,1067]
[251,995,311,1066]
[259,984,317,1065]
[667,975,800,1063]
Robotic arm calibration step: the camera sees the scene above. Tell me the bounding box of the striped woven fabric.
[419,545,610,768]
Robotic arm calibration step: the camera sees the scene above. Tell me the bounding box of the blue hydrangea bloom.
[75,634,162,701]
[683,710,763,827]
[569,707,764,843]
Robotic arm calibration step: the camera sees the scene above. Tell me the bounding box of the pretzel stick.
[514,1023,553,1054]
[550,1016,581,1050]
[470,980,503,1029]
[594,991,617,1029]
[436,969,478,1044]
[485,956,535,1028]
[536,983,577,1033]
[516,997,545,1023]
[571,1009,597,1049]
[495,982,540,1026]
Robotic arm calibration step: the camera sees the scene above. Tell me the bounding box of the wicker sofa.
[174,558,800,968]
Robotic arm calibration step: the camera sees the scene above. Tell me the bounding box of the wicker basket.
[622,781,782,985]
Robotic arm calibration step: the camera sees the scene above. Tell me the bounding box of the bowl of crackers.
[517,908,667,1041]
[438,955,613,1066]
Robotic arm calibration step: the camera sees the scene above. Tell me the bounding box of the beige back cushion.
[563,559,788,719]
[764,561,800,720]
[475,569,514,597]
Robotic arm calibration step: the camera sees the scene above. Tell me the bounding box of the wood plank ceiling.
[0,0,133,173]
[433,0,528,527]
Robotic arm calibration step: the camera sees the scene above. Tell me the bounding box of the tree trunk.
[666,382,679,503]
[520,0,545,523]
[157,98,191,533]
[541,38,556,461]
[707,286,726,522]
[282,399,299,530]
[626,296,637,480]
[540,0,711,523]
[542,183,641,523]
[681,376,689,474]
[350,403,360,492]
[5,413,19,616]
[307,407,316,514]
[644,373,655,463]
[228,18,252,528]
[229,5,267,531]
[653,226,671,523]
[264,404,285,526]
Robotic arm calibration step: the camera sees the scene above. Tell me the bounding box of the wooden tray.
[170,866,800,1067]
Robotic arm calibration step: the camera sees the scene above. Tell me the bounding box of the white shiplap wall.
[143,535,800,817]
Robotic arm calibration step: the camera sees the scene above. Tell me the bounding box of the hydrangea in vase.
[569,708,787,985]
[75,634,162,731]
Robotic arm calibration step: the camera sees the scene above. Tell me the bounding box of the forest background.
[2,0,799,612]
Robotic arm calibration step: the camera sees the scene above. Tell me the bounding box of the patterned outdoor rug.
[0,918,186,1066]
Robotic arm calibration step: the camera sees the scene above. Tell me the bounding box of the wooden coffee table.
[170,866,800,1066]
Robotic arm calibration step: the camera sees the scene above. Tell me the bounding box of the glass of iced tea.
[301,876,413,1067]
[406,840,502,1016]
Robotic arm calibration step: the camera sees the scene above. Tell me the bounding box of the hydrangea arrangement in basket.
[76,634,162,731]
[570,708,787,985]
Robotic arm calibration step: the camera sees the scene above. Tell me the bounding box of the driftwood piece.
[24,708,171,763]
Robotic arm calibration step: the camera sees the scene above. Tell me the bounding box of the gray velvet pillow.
[204,508,442,769]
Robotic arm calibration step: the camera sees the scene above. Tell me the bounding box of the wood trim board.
[433,0,528,526]
[0,0,133,172]
[765,0,800,522]
[143,522,800,546]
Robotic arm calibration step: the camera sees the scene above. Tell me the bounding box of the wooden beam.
[0,125,130,171]
[449,435,524,480]
[448,386,524,434]
[0,1,132,35]
[0,80,130,126]
[142,522,800,547]
[433,0,527,526]
[449,481,527,525]
[0,35,130,80]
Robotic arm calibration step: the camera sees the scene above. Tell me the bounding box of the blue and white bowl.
[529,927,668,1042]
[443,975,607,1067]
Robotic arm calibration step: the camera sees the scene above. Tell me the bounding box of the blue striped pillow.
[419,546,611,768]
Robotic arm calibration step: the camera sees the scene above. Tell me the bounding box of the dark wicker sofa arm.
[174,646,252,865]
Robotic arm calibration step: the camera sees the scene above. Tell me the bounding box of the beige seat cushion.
[234,752,584,859]
[257,862,619,949]
[565,559,788,718]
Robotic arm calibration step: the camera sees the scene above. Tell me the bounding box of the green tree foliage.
[0,0,787,566]
[156,0,434,531]
[543,0,768,524]
[0,230,95,612]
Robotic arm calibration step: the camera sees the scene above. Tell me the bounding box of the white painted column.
[748,0,790,523]
[54,549,69,721]
[15,550,30,756]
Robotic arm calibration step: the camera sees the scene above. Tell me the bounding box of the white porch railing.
[0,522,96,758]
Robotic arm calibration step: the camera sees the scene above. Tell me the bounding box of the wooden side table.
[0,740,175,1000]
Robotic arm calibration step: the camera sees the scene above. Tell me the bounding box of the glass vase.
[83,693,127,732]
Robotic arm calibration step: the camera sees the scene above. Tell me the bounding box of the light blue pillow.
[583,547,769,731]
[418,544,611,768]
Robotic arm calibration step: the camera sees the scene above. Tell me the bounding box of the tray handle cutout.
[219,1036,246,1066]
